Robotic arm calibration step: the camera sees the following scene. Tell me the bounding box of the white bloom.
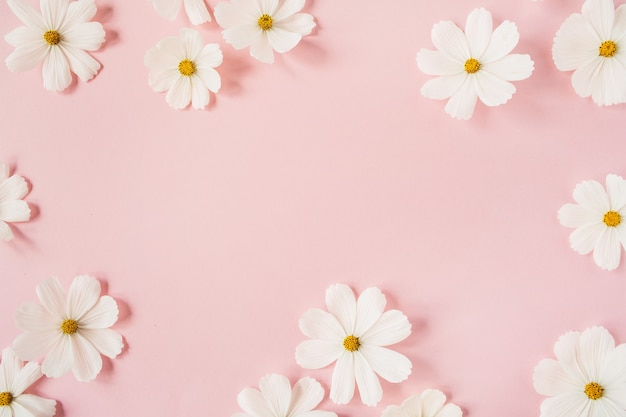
[233,374,337,417]
[152,0,211,25]
[145,28,222,110]
[214,0,316,64]
[416,8,534,120]
[381,389,462,417]
[558,174,626,271]
[4,0,106,92]
[13,275,123,382]
[0,347,56,417]
[295,284,412,407]
[552,0,626,106]
[533,326,626,417]
[0,163,31,242]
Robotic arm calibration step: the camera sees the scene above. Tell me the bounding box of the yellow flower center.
[43,30,61,45]
[464,58,481,74]
[584,382,604,400]
[603,211,621,227]
[178,59,196,76]
[343,335,360,352]
[258,14,273,31]
[0,392,12,407]
[599,40,617,57]
[61,319,79,335]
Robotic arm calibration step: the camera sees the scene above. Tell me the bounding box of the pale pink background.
[2,0,626,416]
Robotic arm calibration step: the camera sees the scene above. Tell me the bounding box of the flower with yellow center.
[534,326,626,417]
[13,275,123,382]
[558,174,626,271]
[553,0,626,105]
[296,284,412,406]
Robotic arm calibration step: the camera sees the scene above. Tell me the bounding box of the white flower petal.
[298,411,338,417]
[166,75,193,109]
[431,20,470,63]
[579,326,615,381]
[153,0,181,20]
[183,0,211,24]
[5,41,49,73]
[474,72,516,107]
[359,345,411,383]
[572,57,626,105]
[259,374,291,417]
[222,24,262,50]
[0,221,13,241]
[11,394,56,417]
[180,28,204,60]
[360,309,411,346]
[380,404,406,417]
[62,21,105,51]
[534,358,583,396]
[41,336,73,378]
[353,351,382,406]
[59,45,100,82]
[259,0,279,15]
[464,8,492,59]
[613,5,626,42]
[416,49,463,76]
[289,377,324,416]
[69,332,103,381]
[273,0,304,21]
[42,46,72,92]
[569,222,605,255]
[0,174,29,202]
[67,275,101,320]
[354,287,386,337]
[298,308,345,341]
[295,339,342,369]
[573,179,611,213]
[606,174,626,211]
[80,295,118,329]
[214,1,241,29]
[553,13,602,72]
[40,0,69,30]
[15,301,59,332]
[11,362,42,396]
[0,201,31,222]
[195,67,221,94]
[444,76,478,120]
[482,54,534,81]
[78,328,122,358]
[196,43,223,68]
[60,0,97,31]
[7,0,44,29]
[0,164,8,183]
[13,331,60,361]
[190,74,210,109]
[593,227,622,270]
[250,35,275,63]
[150,69,182,93]
[418,389,447,417]
[330,351,355,405]
[325,284,357,335]
[238,387,275,417]
[481,20,520,62]
[559,203,598,229]
[273,13,315,35]
[36,278,66,318]
[420,73,467,100]
[582,0,615,41]
[0,348,19,391]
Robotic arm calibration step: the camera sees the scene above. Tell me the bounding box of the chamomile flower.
[152,0,211,25]
[381,389,462,417]
[0,163,31,242]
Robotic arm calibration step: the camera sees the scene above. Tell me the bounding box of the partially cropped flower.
[553,0,626,105]
[295,284,412,406]
[13,275,123,382]
[145,28,222,110]
[0,347,56,417]
[381,389,462,417]
[152,0,211,25]
[533,326,626,417]
[233,374,337,417]
[416,8,534,120]
[214,0,315,64]
[0,163,31,242]
[558,174,626,271]
[4,0,106,92]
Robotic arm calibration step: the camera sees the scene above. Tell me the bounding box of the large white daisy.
[152,0,211,25]
[533,326,626,417]
[295,284,412,407]
[381,389,462,417]
[233,374,337,417]
[0,163,31,242]
[558,174,626,271]
[145,28,222,110]
[13,275,124,382]
[416,8,534,120]
[4,0,106,92]
[0,347,56,417]
[214,0,316,64]
[553,0,626,106]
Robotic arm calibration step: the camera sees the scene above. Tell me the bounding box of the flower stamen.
[43,30,61,45]
[61,319,79,335]
[464,58,481,74]
[178,59,196,76]
[599,41,617,58]
[603,211,621,227]
[258,14,273,31]
[343,335,360,352]
[585,382,604,400]
[0,392,12,406]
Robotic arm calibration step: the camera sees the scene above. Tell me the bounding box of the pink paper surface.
[2,0,626,416]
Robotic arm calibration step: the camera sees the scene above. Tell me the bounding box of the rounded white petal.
[145,44,180,72]
[183,0,211,24]
[250,34,275,63]
[35,278,66,318]
[380,404,406,417]
[481,20,520,63]
[0,347,19,391]
[330,351,355,405]
[196,43,223,68]
[60,0,97,31]
[354,287,386,337]
[295,339,342,369]
[7,0,45,29]
[431,20,470,64]
[213,1,242,29]
[417,49,463,76]
[190,74,210,109]
[573,179,610,213]
[273,0,304,21]
[273,13,315,35]
[420,73,467,101]
[5,24,43,47]
[533,358,583,396]
[42,46,72,92]
[539,392,589,417]
[40,0,69,29]
[577,326,615,382]
[360,309,411,346]
[553,13,602,72]
[78,328,123,358]
[5,41,49,73]
[359,345,411,383]
[298,308,345,341]
[15,301,60,333]
[166,75,193,109]
[259,374,291,417]
[0,174,29,202]
[70,332,103,381]
[569,222,605,254]
[464,8,493,59]
[238,387,275,417]
[13,331,60,361]
[325,284,357,335]
[0,201,31,222]
[11,362,42,396]
[482,54,534,81]
[0,407,11,417]
[582,0,615,41]
[593,227,622,270]
[298,411,338,417]
[571,57,626,106]
[60,45,101,82]
[179,28,204,60]
[558,203,598,229]
[11,394,56,417]
[444,77,478,120]
[353,351,382,406]
[0,165,8,183]
[67,275,101,320]
[62,21,105,51]
[417,389,447,417]
[41,336,73,378]
[153,0,181,20]
[79,295,118,329]
[474,72,516,107]
[222,24,262,50]
[0,221,13,241]
[149,69,181,93]
[613,5,626,42]
[289,377,324,416]
[606,174,626,211]
[195,67,221,94]
[259,0,279,15]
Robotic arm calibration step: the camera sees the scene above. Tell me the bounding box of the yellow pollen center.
[61,319,79,335]
[43,30,61,45]
[604,211,621,227]
[585,382,604,400]
[0,392,12,407]
[258,14,273,31]
[343,335,360,352]
[599,40,617,57]
[178,59,196,76]
[464,58,481,74]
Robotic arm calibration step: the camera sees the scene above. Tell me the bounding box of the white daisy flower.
[0,347,56,417]
[233,374,337,417]
[13,275,124,382]
[381,389,462,417]
[533,326,626,417]
[295,284,412,407]
[145,28,222,110]
[552,0,626,106]
[0,163,31,242]
[558,174,626,271]
[4,0,106,92]
[416,8,534,120]
[214,0,316,64]
[152,0,211,25]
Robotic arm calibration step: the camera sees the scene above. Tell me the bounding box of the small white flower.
[558,174,626,271]
[552,0,626,106]
[233,374,337,417]
[0,347,56,417]
[214,0,316,64]
[295,284,412,407]
[416,8,534,120]
[0,163,31,242]
[152,0,211,25]
[4,0,106,92]
[381,389,462,417]
[145,28,222,110]
[533,326,626,417]
[13,275,124,382]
